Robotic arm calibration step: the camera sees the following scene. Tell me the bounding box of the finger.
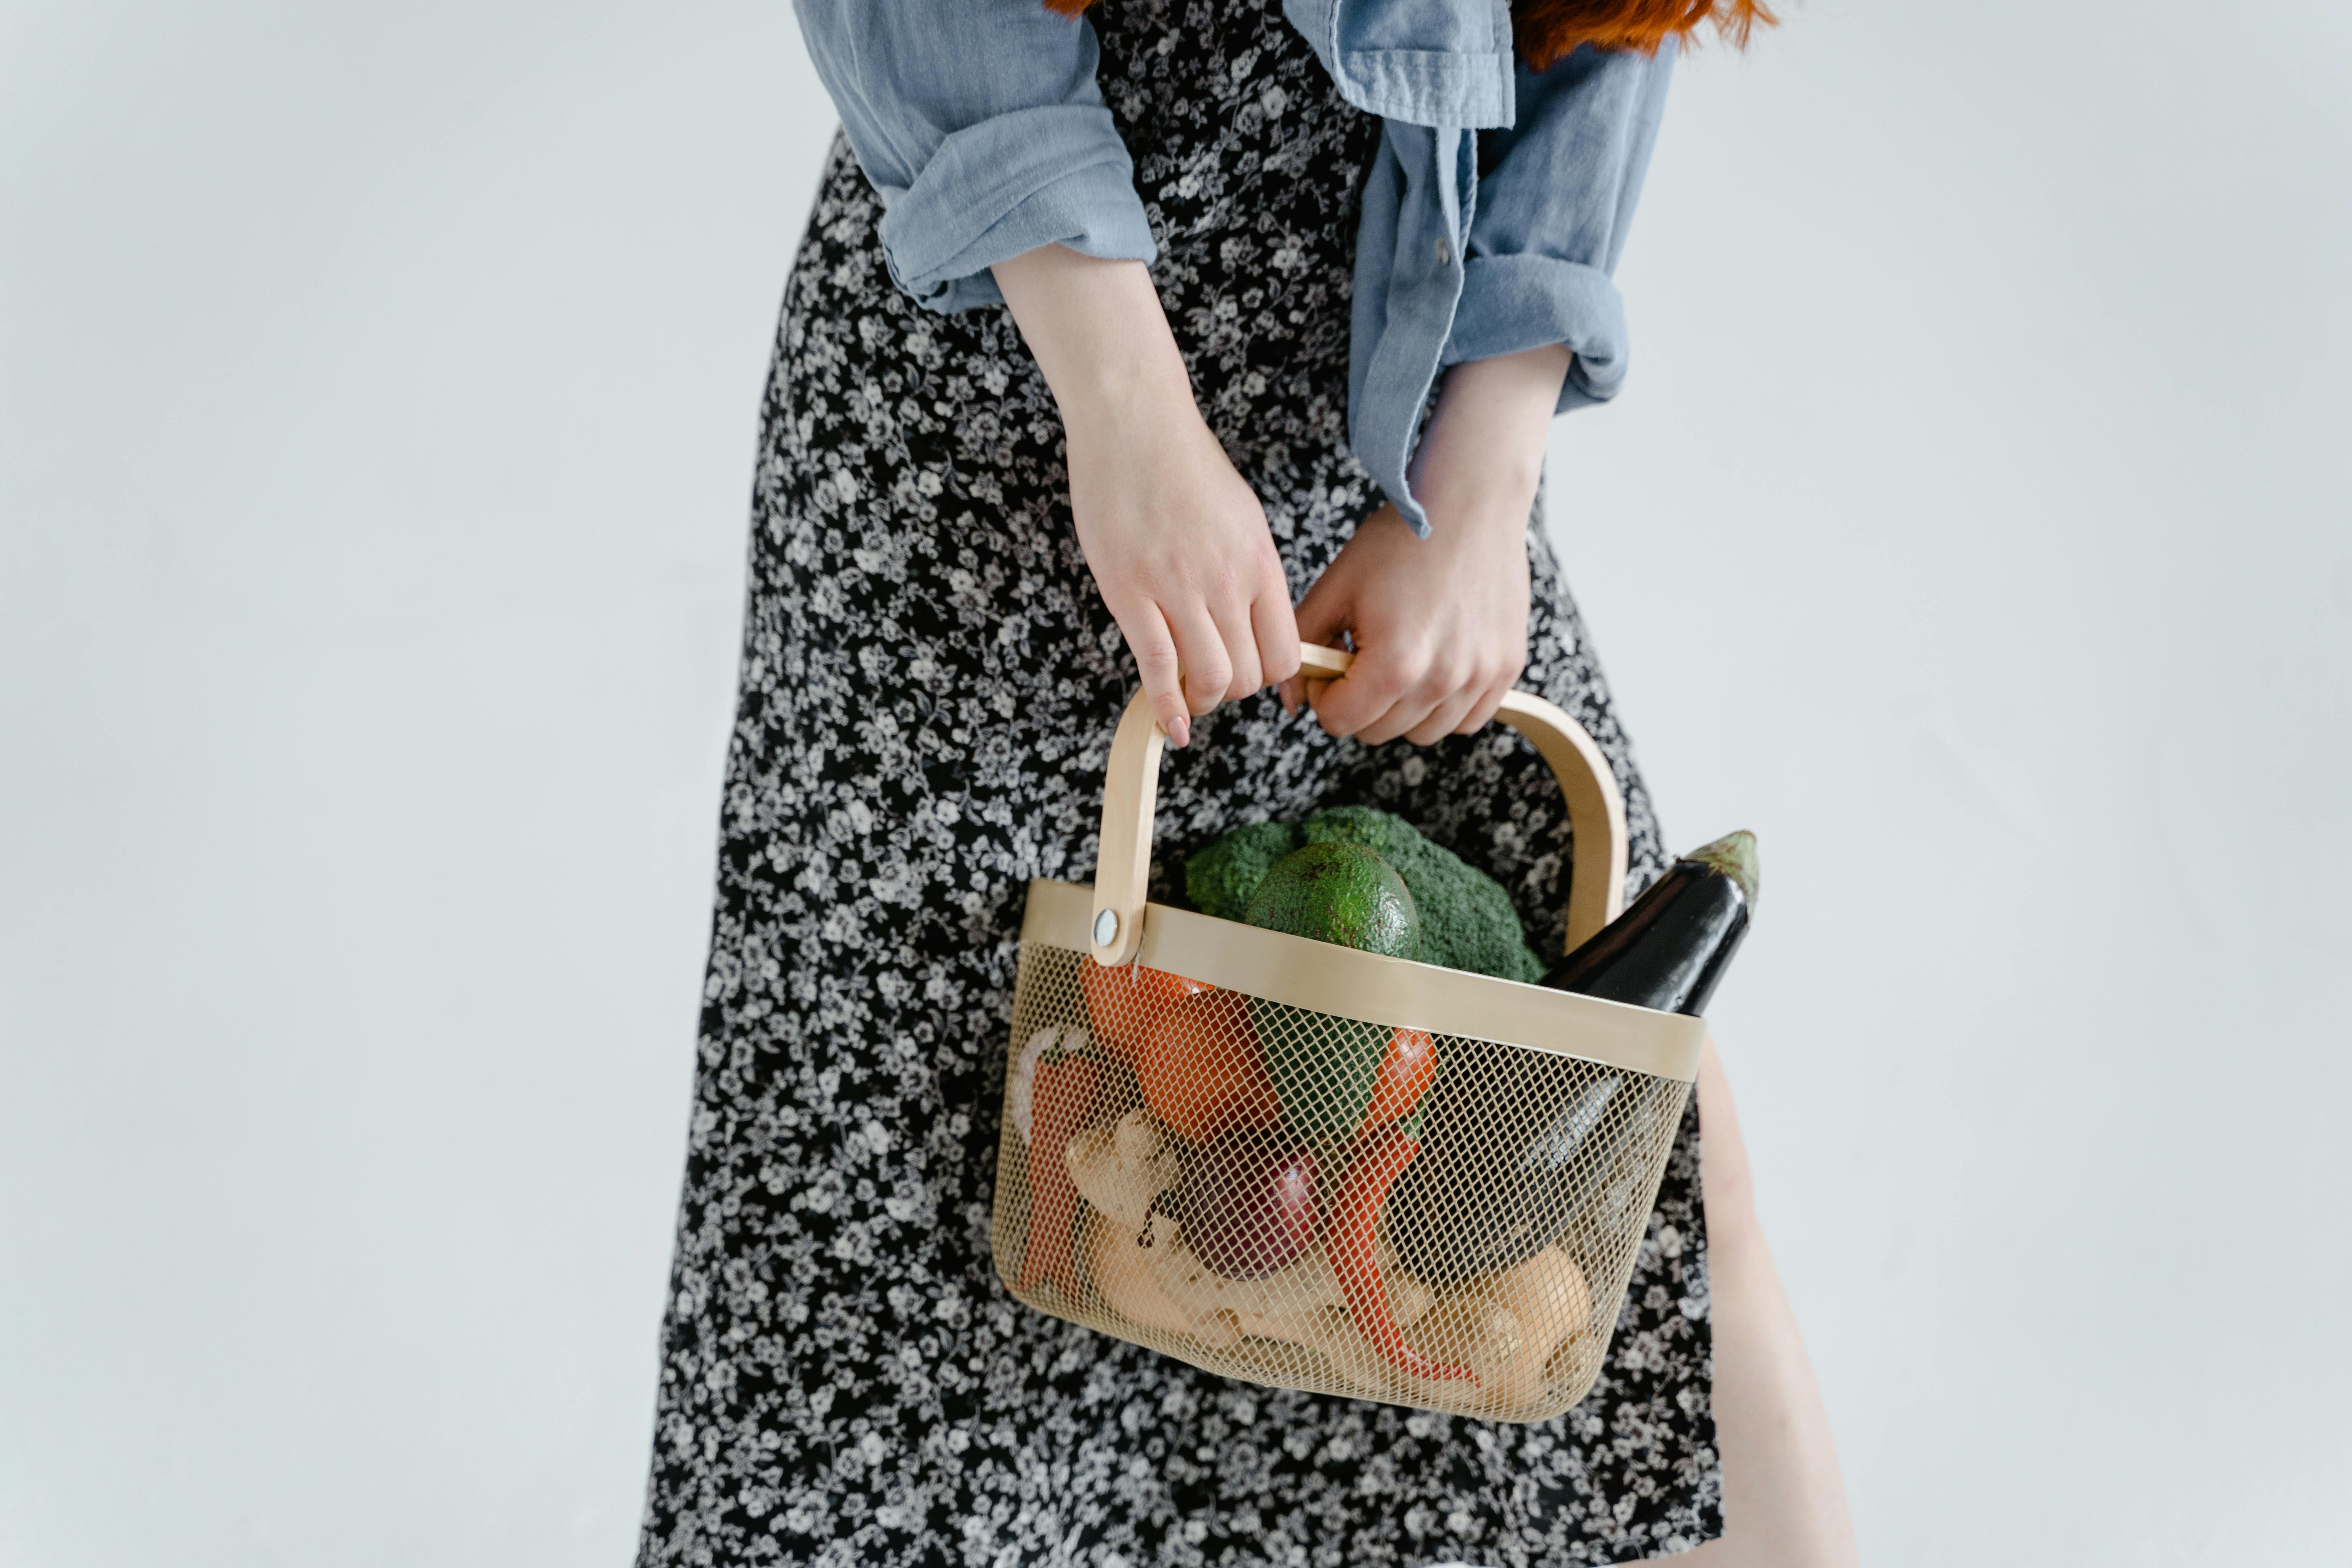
[1290,568,1351,661]
[1252,573,1301,690]
[1283,560,1347,719]
[1458,666,1519,735]
[1356,685,1445,747]
[1206,593,1263,703]
[1292,581,1378,733]
[1357,652,1472,746]
[1406,683,1485,748]
[1118,601,1192,748]
[1279,597,1336,719]
[1163,601,1234,717]
[1313,644,1417,740]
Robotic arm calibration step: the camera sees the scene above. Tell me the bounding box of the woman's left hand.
[1279,343,1571,746]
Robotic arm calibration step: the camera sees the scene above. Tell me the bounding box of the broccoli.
[1301,808,1547,983]
[1183,806,1548,983]
[1183,818,1303,921]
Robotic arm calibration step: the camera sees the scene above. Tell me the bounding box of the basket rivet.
[1093,908,1118,947]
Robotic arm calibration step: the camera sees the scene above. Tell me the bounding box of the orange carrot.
[1016,1051,1101,1297]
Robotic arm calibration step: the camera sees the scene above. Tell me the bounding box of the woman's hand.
[1278,344,1572,746]
[994,245,1298,748]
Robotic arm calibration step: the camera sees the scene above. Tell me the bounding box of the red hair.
[1040,0,1775,69]
[1508,0,1773,67]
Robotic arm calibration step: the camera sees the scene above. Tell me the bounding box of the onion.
[1177,1131,1319,1281]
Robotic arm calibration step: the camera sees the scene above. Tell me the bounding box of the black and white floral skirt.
[637,1,1719,1562]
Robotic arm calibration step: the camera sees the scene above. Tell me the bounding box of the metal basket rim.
[1020,878,1703,1083]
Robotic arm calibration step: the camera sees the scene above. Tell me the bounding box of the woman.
[638,0,1854,1563]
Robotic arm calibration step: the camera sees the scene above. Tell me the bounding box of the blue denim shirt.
[792,0,1672,535]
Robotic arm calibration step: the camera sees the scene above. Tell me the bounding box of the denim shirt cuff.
[1442,255,1630,411]
[876,104,1158,312]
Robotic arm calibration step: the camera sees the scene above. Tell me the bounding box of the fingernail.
[1167,715,1190,748]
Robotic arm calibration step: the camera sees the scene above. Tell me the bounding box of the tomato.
[1132,989,1279,1145]
[1359,1027,1438,1134]
[1079,960,1210,1063]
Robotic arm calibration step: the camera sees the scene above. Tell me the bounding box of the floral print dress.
[637,0,1720,1562]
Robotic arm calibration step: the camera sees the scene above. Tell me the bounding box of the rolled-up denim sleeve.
[792,0,1156,312]
[1442,42,1673,409]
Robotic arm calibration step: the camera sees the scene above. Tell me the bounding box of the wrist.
[1416,345,1570,495]
[991,244,1201,445]
[1054,338,1199,447]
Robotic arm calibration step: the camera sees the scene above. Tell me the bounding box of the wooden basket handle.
[1089,643,1628,967]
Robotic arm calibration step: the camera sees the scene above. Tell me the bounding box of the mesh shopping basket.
[989,644,1705,1423]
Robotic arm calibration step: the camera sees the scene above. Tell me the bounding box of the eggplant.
[1387,1051,1628,1284]
[1387,832,1759,1284]
[1540,830,1759,1015]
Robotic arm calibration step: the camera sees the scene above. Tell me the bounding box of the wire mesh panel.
[990,939,1691,1424]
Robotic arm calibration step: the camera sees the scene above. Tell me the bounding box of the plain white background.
[3,0,2347,1562]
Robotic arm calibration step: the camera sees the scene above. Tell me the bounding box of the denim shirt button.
[1436,237,1452,266]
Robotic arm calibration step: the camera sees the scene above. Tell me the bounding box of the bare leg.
[1672,1036,1859,1566]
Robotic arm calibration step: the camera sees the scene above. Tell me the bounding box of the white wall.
[1,2,2344,1564]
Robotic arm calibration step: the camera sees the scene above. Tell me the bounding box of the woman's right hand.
[993,245,1298,747]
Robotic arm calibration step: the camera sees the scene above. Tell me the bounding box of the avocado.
[1185,819,1305,922]
[1242,841,1422,1139]
[1303,807,1547,983]
[1242,842,1420,960]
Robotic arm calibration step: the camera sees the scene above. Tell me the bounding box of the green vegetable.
[1254,999,1387,1140]
[1303,808,1546,983]
[1243,842,1420,958]
[1184,819,1303,921]
[1241,840,1416,1138]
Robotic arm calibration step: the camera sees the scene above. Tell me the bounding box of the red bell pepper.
[1079,961,1210,1063]
[1132,987,1280,1146]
